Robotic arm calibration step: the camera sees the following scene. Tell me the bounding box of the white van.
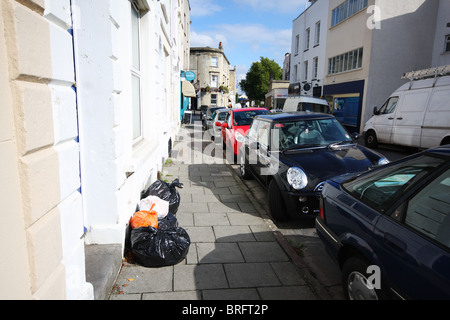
[283,96,330,114]
[363,67,450,149]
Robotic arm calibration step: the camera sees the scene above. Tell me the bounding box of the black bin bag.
[142,179,183,214]
[130,213,190,268]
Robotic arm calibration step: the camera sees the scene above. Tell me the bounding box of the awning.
[182,81,196,97]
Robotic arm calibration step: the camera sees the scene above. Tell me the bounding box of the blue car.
[316,146,450,300]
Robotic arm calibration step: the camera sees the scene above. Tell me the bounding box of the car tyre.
[268,179,289,222]
[240,152,253,180]
[341,255,388,300]
[365,130,378,148]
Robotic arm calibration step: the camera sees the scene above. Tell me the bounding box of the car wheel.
[240,153,252,180]
[365,131,378,148]
[268,179,289,222]
[341,255,388,300]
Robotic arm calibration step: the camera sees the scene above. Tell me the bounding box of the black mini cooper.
[239,112,389,221]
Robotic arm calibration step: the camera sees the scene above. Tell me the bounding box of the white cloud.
[190,31,228,49]
[215,23,291,54]
[190,0,222,17]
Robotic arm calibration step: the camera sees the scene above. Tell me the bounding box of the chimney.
[219,42,223,50]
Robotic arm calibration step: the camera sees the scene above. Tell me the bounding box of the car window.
[225,112,231,127]
[378,97,398,114]
[218,112,227,121]
[342,155,445,213]
[257,122,271,147]
[404,168,450,249]
[233,110,269,126]
[276,118,351,150]
[248,120,260,140]
[297,102,329,113]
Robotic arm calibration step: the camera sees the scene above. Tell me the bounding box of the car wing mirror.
[373,106,379,115]
[215,121,222,127]
[221,123,229,129]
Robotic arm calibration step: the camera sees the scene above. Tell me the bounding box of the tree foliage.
[239,57,283,103]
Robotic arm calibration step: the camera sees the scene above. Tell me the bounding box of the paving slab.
[109,123,327,302]
[197,242,245,263]
[174,264,228,291]
[224,263,281,288]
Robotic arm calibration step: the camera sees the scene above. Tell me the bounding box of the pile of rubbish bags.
[126,179,190,268]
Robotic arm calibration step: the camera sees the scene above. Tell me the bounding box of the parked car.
[209,108,228,140]
[202,106,222,131]
[239,112,388,221]
[363,71,450,149]
[221,108,270,156]
[316,145,450,299]
[283,96,330,114]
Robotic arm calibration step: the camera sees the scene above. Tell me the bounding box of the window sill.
[125,139,158,176]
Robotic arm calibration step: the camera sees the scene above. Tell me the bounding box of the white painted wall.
[72,0,184,246]
[290,0,329,95]
[432,0,450,68]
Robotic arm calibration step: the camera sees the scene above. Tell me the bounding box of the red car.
[218,108,270,156]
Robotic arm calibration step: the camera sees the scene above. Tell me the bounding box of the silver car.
[207,108,228,140]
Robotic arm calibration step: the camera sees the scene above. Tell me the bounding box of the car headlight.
[378,157,389,166]
[287,167,308,190]
[235,131,245,143]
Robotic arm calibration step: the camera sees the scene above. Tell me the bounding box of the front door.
[372,96,399,144]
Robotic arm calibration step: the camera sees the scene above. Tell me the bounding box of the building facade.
[290,0,329,98]
[290,0,447,134]
[190,44,237,108]
[265,80,290,110]
[1,0,190,300]
[323,0,440,133]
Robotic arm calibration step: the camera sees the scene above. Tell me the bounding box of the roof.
[426,145,450,157]
[229,107,269,112]
[255,112,335,122]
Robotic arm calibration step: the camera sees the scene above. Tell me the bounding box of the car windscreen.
[275,118,352,150]
[342,155,445,213]
[298,103,330,113]
[217,112,228,120]
[233,110,269,126]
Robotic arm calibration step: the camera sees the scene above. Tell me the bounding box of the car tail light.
[318,196,325,221]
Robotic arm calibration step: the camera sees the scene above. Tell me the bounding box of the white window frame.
[211,74,218,88]
[295,35,300,55]
[313,57,318,79]
[328,47,363,75]
[303,60,308,81]
[305,28,310,51]
[131,2,142,142]
[211,56,218,67]
[211,94,217,105]
[314,21,320,46]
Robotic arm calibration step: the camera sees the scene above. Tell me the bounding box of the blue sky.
[189,0,309,88]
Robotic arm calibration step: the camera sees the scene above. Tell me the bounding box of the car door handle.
[396,117,403,120]
[384,233,406,252]
[388,117,394,120]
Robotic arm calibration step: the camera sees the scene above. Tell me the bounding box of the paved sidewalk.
[108,124,329,300]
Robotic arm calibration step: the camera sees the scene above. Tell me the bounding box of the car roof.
[255,111,335,122]
[230,107,269,112]
[426,145,450,157]
[215,108,229,113]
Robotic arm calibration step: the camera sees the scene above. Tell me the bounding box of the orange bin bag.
[130,204,159,229]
